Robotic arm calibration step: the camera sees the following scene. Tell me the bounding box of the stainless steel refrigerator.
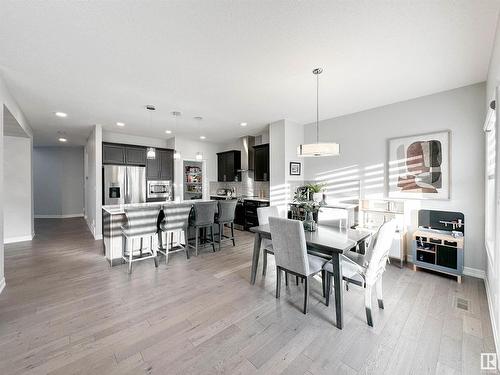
[103,165,146,205]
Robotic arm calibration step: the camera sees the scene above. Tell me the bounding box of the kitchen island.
[102,200,203,266]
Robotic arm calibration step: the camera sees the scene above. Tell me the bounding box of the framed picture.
[289,162,301,176]
[388,131,450,200]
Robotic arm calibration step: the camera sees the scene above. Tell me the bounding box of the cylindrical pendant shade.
[297,142,340,157]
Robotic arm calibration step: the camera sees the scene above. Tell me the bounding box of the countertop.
[102,200,205,215]
[209,195,270,203]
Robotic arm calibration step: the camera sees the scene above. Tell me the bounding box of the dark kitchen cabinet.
[146,148,174,181]
[217,150,241,182]
[125,146,146,165]
[103,144,126,164]
[253,144,269,181]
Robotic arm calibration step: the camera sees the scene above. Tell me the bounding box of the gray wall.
[304,83,486,273]
[34,146,84,217]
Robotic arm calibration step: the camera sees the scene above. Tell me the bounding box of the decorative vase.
[303,211,317,232]
[313,192,323,202]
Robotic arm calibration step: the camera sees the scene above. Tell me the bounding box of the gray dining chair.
[323,219,397,327]
[187,201,217,256]
[269,216,328,314]
[121,206,160,274]
[157,203,193,264]
[214,200,237,251]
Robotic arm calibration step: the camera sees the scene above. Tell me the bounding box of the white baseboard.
[0,278,5,295]
[85,218,102,240]
[463,266,486,280]
[485,275,500,360]
[35,214,84,219]
[4,234,34,244]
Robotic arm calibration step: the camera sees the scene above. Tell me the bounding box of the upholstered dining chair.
[256,206,280,277]
[269,217,328,314]
[121,206,161,274]
[323,219,397,326]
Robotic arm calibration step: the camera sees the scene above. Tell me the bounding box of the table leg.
[250,233,262,285]
[331,252,343,329]
[358,240,366,255]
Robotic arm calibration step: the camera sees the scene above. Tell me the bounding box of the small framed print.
[289,162,301,176]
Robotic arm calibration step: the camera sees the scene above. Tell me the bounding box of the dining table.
[249,223,372,329]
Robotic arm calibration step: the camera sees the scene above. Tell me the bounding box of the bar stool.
[214,200,237,251]
[157,203,193,264]
[121,206,160,274]
[187,201,217,256]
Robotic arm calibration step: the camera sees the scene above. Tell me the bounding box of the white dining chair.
[269,217,328,314]
[257,206,280,276]
[323,219,397,326]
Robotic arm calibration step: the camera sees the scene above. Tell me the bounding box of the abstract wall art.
[388,131,450,200]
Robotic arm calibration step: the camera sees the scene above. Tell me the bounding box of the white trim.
[485,276,500,360]
[4,234,34,244]
[34,213,84,219]
[85,218,102,240]
[0,278,5,295]
[463,267,486,279]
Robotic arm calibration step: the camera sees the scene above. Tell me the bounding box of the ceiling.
[0,1,499,146]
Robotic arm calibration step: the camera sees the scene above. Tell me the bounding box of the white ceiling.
[0,1,499,146]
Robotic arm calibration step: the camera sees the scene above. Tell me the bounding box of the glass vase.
[303,211,317,232]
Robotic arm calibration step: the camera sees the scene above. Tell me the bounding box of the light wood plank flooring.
[0,218,496,374]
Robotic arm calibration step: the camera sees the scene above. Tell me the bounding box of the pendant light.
[146,105,156,159]
[194,116,203,160]
[171,111,181,160]
[297,68,340,157]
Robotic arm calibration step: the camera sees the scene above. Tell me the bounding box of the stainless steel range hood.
[237,136,255,172]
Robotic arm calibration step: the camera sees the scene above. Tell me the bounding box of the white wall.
[304,83,486,273]
[33,147,84,218]
[84,125,102,239]
[3,136,32,243]
[103,130,172,149]
[0,74,33,293]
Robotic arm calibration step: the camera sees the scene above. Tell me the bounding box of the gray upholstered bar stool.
[187,201,217,256]
[214,200,237,251]
[157,203,193,264]
[269,216,327,314]
[121,206,160,274]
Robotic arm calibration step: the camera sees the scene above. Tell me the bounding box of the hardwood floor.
[0,218,496,374]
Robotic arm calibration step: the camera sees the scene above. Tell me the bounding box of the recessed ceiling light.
[58,137,67,142]
[194,116,203,121]
[146,105,156,111]
[240,122,247,127]
[55,112,67,118]
[200,136,206,140]
[116,122,125,127]
[165,130,172,134]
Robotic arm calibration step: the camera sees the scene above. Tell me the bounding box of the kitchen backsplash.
[210,173,270,198]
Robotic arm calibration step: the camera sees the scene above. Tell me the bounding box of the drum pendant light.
[297,68,340,157]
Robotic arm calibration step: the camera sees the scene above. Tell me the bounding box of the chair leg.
[165,232,170,265]
[365,285,373,327]
[183,230,190,260]
[128,239,133,274]
[285,271,288,286]
[231,222,235,246]
[296,275,299,285]
[140,238,143,257]
[325,273,331,307]
[152,236,159,267]
[262,251,267,276]
[158,231,164,250]
[195,228,199,256]
[170,232,174,249]
[303,276,309,314]
[376,278,384,309]
[276,267,281,298]
[321,270,326,298]
[210,226,216,252]
[219,223,223,251]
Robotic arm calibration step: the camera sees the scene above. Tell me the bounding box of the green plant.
[305,182,325,193]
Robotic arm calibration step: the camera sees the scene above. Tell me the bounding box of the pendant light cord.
[316,71,319,144]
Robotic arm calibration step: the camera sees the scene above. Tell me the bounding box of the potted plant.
[305,182,326,202]
[293,189,321,231]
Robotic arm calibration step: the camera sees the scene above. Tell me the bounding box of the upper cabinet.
[146,149,173,181]
[103,143,146,165]
[125,146,147,165]
[253,144,269,182]
[217,150,241,182]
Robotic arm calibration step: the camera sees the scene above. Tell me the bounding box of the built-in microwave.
[147,180,172,200]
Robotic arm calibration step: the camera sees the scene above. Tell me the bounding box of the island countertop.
[102,199,206,215]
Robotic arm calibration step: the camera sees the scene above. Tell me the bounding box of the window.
[485,107,496,261]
